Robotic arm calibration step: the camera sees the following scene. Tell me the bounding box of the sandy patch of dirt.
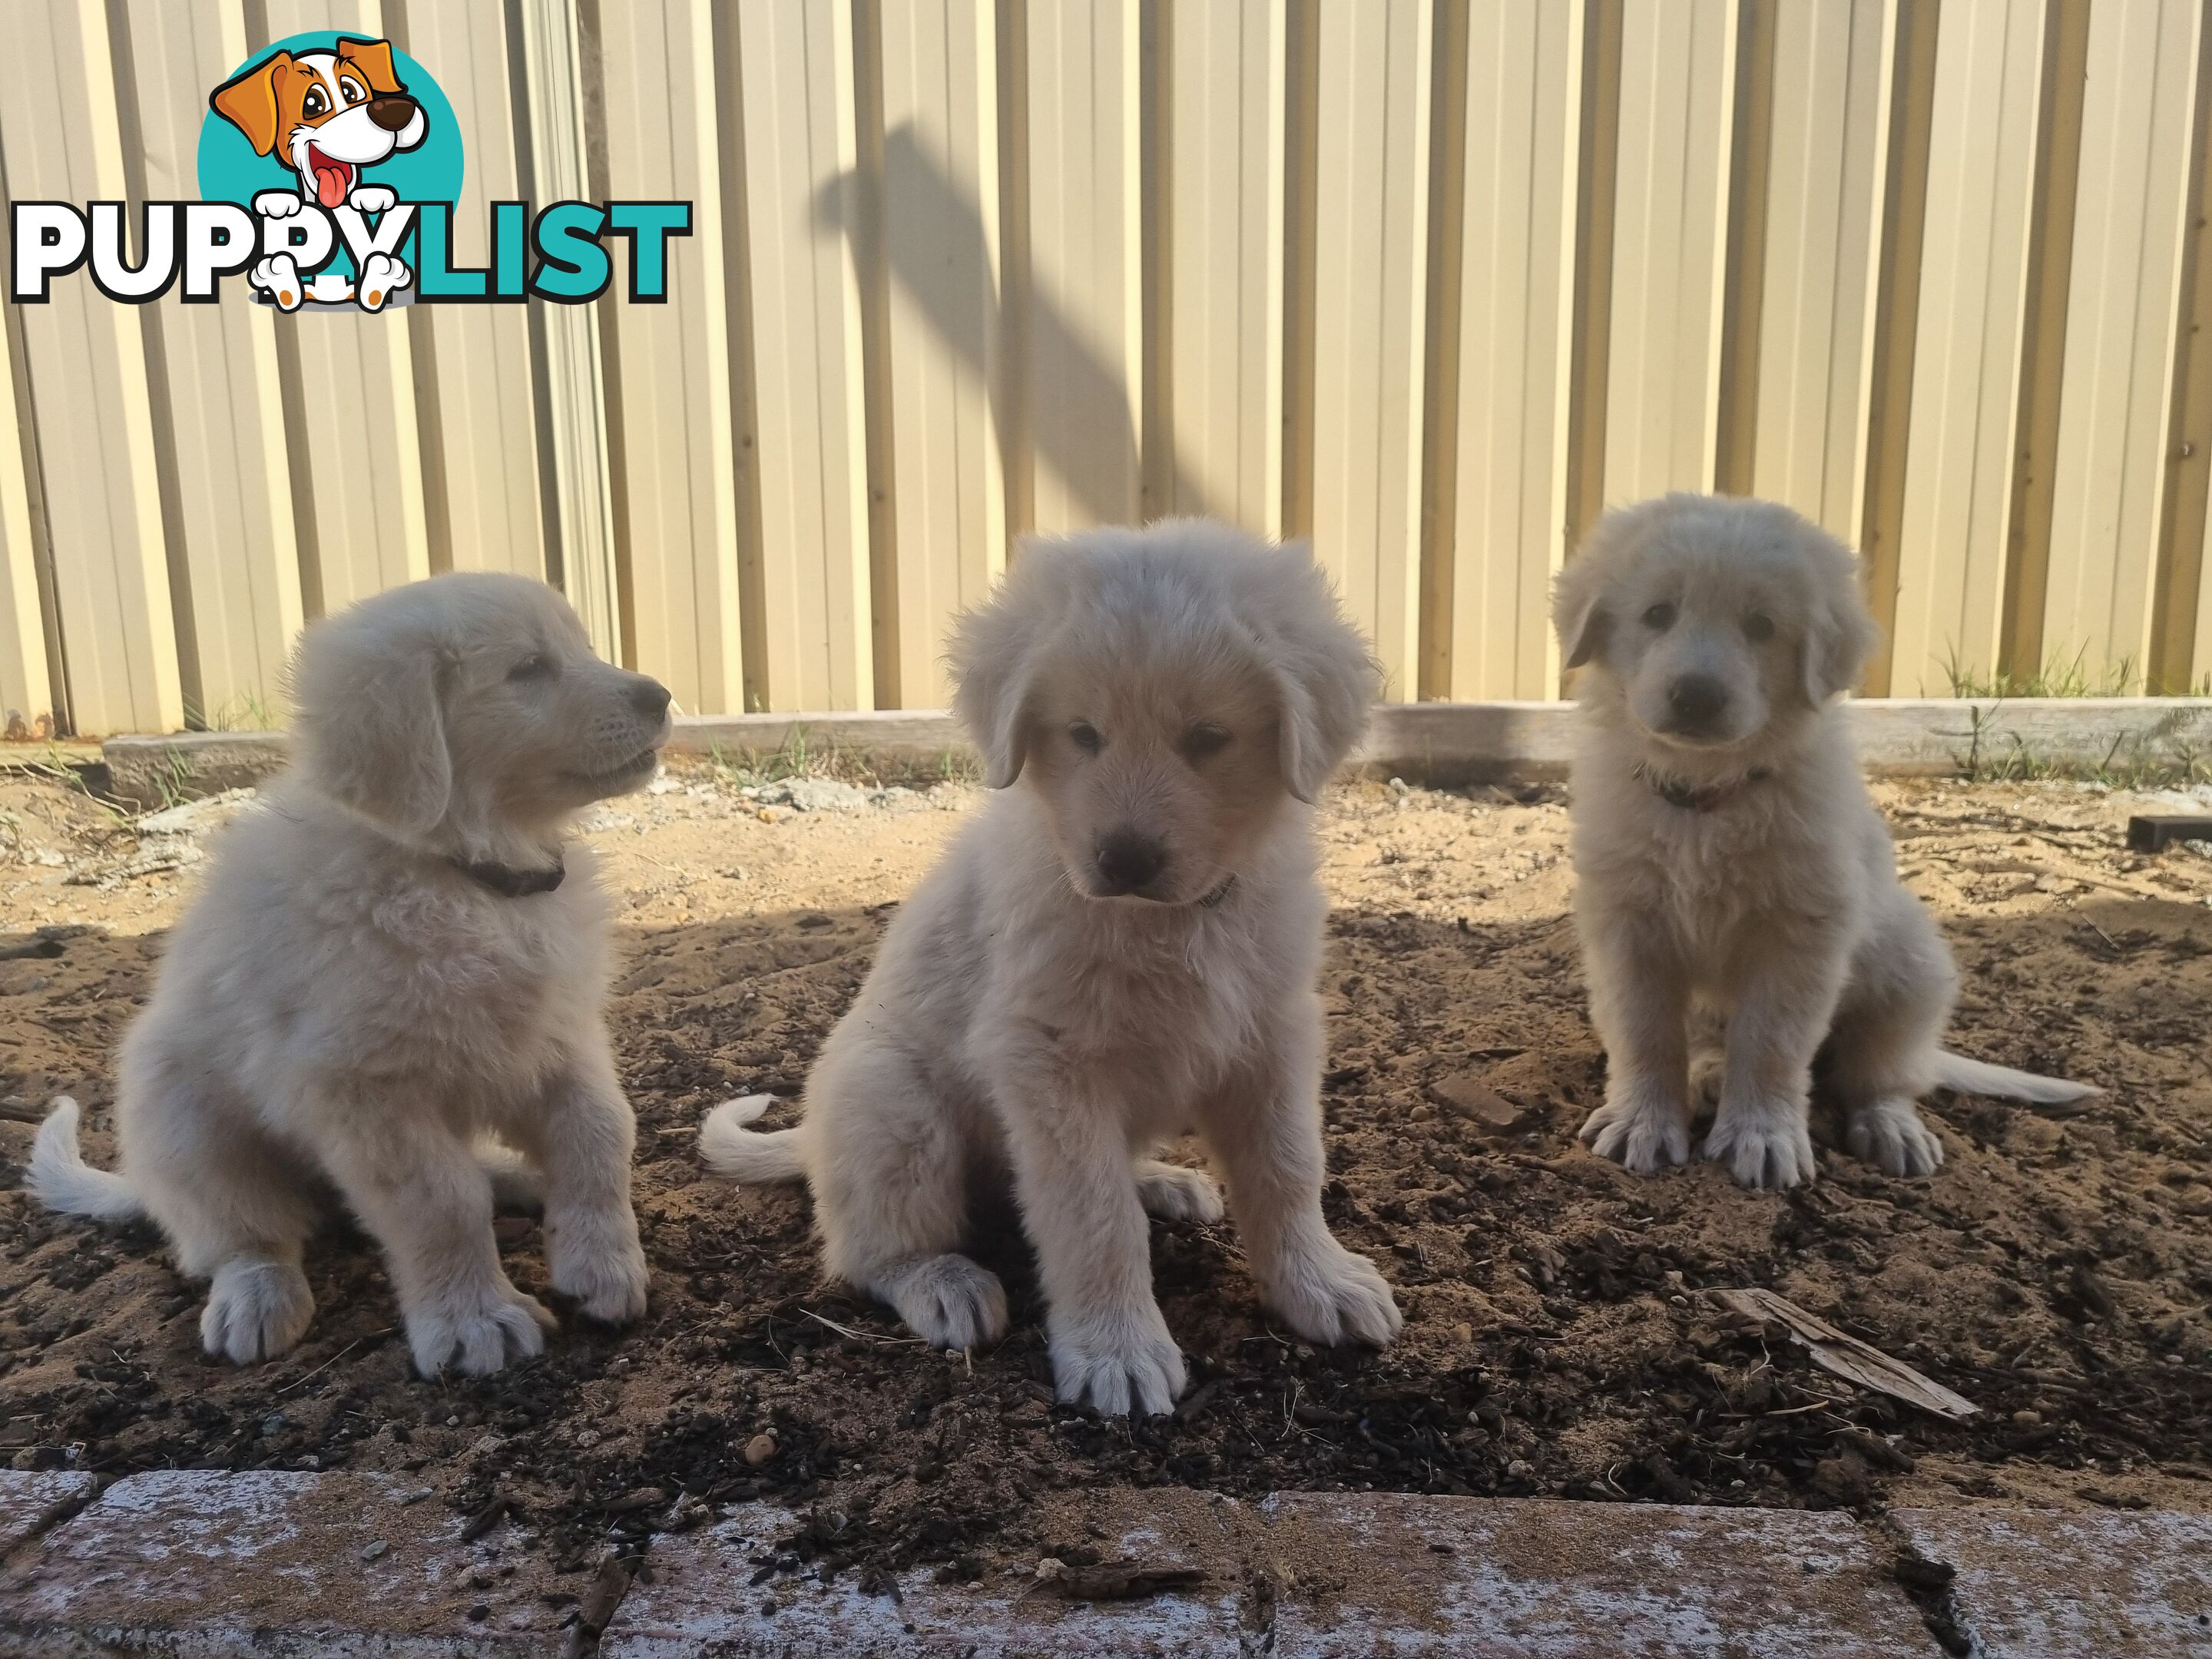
[1,760,2207,1592]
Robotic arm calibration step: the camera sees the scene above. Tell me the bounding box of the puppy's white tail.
[1932,1051,2099,1107]
[28,1098,144,1221]
[699,1094,809,1184]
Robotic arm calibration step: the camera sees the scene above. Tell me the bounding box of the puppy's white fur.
[1554,494,2095,1190]
[30,575,670,1374]
[701,521,1402,1414]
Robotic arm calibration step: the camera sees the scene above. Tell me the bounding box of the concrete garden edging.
[2,1469,2205,1656]
[91,697,2212,806]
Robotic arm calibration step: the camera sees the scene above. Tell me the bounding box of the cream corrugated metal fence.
[3,0,2210,738]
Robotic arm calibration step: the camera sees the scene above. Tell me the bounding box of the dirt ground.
[2,759,2208,1593]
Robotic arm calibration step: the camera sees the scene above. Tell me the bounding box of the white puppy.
[1553,494,2094,1190]
[31,575,667,1374]
[700,521,1402,1415]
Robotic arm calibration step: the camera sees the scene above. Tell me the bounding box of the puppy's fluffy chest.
[256,822,610,1101]
[1579,766,1858,969]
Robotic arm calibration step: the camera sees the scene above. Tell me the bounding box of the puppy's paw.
[1266,1240,1402,1346]
[356,252,410,313]
[348,184,397,214]
[252,190,303,219]
[1049,1307,1186,1416]
[547,1214,649,1323]
[201,1259,314,1365]
[406,1285,555,1377]
[1846,1098,1944,1177]
[1689,1048,1727,1108]
[1702,1108,1817,1190]
[1579,1094,1691,1174]
[250,254,303,312]
[1136,1161,1224,1224]
[885,1254,1008,1351]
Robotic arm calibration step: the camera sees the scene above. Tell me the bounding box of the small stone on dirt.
[1426,1071,1532,1133]
[743,1432,777,1467]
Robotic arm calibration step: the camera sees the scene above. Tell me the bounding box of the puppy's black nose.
[366,95,417,132]
[1667,674,1729,728]
[629,677,673,721]
[1094,830,1166,895]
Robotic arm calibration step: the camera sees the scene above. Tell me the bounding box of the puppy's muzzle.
[1093,829,1167,898]
[628,676,673,723]
[1661,673,1730,737]
[366,95,419,133]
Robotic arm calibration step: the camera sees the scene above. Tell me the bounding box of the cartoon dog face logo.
[209,37,424,312]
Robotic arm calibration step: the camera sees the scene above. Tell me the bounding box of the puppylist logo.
[9,32,689,312]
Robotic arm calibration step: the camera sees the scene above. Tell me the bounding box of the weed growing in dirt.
[2,742,130,823]
[704,729,980,792]
[187,687,281,733]
[1952,702,2212,789]
[1940,644,2147,701]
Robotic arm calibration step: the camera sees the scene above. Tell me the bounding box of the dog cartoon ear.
[336,36,406,94]
[1800,541,1881,708]
[210,51,292,158]
[1266,544,1379,804]
[287,598,454,838]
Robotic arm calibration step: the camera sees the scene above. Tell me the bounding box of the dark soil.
[2,769,2207,1594]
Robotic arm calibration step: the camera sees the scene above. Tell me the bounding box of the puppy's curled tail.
[1933,1051,2098,1107]
[699,1094,809,1184]
[28,1097,145,1221]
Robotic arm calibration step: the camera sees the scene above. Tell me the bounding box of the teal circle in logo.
[196,33,462,220]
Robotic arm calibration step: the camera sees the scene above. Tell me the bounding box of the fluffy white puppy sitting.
[31,574,666,1374]
[700,521,1402,1415]
[1555,494,2094,1190]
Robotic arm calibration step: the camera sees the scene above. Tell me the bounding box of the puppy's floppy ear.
[948,540,1060,789]
[1798,531,1882,707]
[287,598,453,837]
[1551,549,1610,671]
[1265,544,1379,804]
[210,51,291,157]
[336,36,406,94]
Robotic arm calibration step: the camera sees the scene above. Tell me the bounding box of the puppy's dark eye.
[1183,723,1233,761]
[341,78,366,104]
[507,653,555,682]
[1643,602,1677,631]
[1744,612,1775,643]
[1068,720,1102,754]
[302,86,328,118]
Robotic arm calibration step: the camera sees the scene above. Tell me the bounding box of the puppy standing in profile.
[31,575,665,1374]
[1554,494,2094,1190]
[700,522,1402,1415]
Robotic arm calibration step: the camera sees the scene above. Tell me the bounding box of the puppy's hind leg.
[1828,902,1953,1177]
[119,1057,319,1366]
[1135,1158,1224,1224]
[810,1038,1008,1353]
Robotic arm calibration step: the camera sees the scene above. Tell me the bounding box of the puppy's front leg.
[509,1041,649,1324]
[1703,935,1850,1190]
[994,1063,1184,1416]
[1578,910,1694,1172]
[1197,1014,1401,1347]
[317,1110,554,1376]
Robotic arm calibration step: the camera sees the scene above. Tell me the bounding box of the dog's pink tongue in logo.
[308,146,351,208]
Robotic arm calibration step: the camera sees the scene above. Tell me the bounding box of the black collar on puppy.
[1636,763,1772,813]
[449,855,566,897]
[1198,875,1238,909]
